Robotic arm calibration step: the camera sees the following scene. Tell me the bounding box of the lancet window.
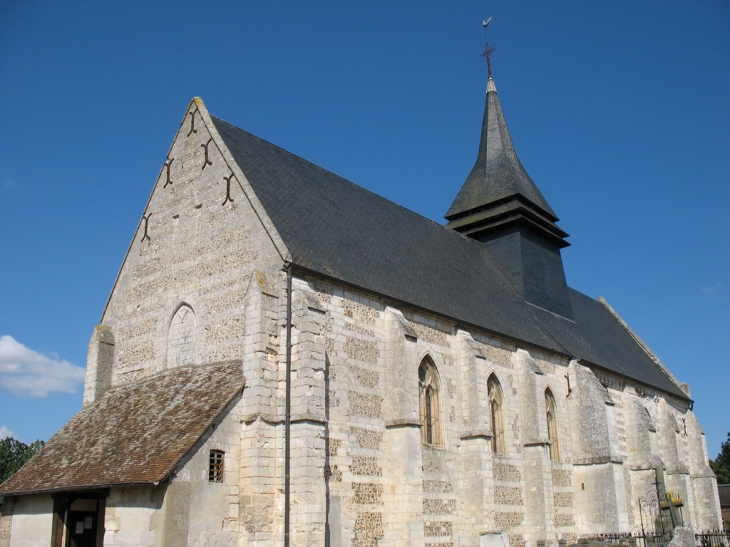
[545,388,560,461]
[488,374,505,454]
[418,357,441,446]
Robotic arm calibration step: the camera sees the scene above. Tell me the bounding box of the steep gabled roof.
[210,113,688,401]
[211,115,563,354]
[0,362,244,496]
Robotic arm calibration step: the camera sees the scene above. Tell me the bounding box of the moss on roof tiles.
[0,362,244,496]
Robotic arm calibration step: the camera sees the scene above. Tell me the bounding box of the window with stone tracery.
[488,374,505,454]
[545,388,560,461]
[418,357,441,446]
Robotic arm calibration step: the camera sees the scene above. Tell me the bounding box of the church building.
[0,57,722,546]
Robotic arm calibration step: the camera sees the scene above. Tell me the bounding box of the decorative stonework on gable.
[100,99,285,385]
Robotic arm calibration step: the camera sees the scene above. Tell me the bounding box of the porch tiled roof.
[0,361,244,496]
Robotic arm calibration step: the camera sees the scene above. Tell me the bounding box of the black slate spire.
[446,72,574,319]
[445,77,565,245]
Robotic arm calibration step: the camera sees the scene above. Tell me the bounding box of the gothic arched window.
[488,374,505,454]
[418,357,441,446]
[545,388,560,461]
[167,303,196,368]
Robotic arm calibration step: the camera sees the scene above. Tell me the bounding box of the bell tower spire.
[445,22,573,319]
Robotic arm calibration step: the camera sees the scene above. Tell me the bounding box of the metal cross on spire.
[480,17,497,79]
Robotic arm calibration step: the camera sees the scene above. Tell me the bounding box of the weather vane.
[480,17,496,79]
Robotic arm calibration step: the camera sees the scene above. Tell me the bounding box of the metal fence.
[572,532,670,547]
[567,531,729,547]
[695,531,730,547]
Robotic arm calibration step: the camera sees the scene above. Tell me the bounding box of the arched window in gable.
[545,387,560,461]
[418,357,441,446]
[488,374,505,454]
[167,303,196,369]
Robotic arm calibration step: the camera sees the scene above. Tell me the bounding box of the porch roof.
[0,361,244,496]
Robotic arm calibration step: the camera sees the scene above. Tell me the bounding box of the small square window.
[209,450,224,482]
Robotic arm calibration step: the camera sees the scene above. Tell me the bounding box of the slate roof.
[445,79,558,222]
[212,115,563,354]
[0,362,244,496]
[210,115,689,401]
[530,290,684,396]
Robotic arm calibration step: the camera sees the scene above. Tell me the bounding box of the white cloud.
[0,425,16,440]
[4,179,18,189]
[701,282,722,295]
[0,335,85,397]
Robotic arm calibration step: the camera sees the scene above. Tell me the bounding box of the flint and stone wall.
[85,99,285,402]
[285,277,718,546]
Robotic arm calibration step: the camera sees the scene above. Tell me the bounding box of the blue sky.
[0,1,728,459]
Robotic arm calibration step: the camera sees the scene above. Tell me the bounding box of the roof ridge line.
[597,296,689,399]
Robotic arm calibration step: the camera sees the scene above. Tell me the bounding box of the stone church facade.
[0,72,722,547]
